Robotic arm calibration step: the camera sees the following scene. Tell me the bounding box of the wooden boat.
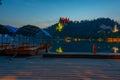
[0,43,10,56]
[36,43,51,54]
[0,25,52,57]
[5,43,51,56]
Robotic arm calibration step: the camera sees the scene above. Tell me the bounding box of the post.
[12,36,14,48]
[93,44,97,55]
[2,34,4,48]
[18,35,20,46]
[45,43,48,53]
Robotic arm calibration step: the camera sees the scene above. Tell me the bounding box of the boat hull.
[5,49,37,56]
[0,44,51,57]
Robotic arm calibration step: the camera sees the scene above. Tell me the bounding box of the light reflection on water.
[1,57,120,80]
[1,35,120,54]
[50,40,120,54]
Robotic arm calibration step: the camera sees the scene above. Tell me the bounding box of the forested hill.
[45,18,120,38]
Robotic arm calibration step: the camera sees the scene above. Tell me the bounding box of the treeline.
[45,18,120,39]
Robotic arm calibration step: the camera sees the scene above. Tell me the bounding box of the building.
[113,24,119,33]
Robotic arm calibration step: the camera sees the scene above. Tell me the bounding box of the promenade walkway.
[0,55,120,80]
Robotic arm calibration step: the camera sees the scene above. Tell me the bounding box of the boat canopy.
[16,25,40,36]
[41,29,52,38]
[6,25,18,33]
[0,24,52,37]
[0,24,17,36]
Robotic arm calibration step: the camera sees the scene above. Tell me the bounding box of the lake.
[50,39,120,54]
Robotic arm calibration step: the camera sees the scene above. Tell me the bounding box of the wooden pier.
[43,53,120,59]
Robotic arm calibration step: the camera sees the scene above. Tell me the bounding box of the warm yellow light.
[56,22,64,32]
[77,38,81,41]
[97,38,103,42]
[112,47,119,54]
[74,38,77,42]
[56,47,63,53]
[107,38,120,43]
[113,24,119,33]
[65,37,71,43]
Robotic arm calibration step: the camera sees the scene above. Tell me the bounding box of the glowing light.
[65,37,71,43]
[113,24,119,33]
[56,22,64,32]
[73,38,81,42]
[107,38,120,43]
[56,47,63,53]
[97,38,103,42]
[112,47,119,54]
[74,38,78,42]
[77,38,81,41]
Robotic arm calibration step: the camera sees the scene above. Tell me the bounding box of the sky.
[0,0,120,28]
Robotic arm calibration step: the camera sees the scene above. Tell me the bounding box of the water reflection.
[51,38,120,54]
[112,47,119,54]
[56,47,63,53]
[0,75,17,80]
[65,37,71,43]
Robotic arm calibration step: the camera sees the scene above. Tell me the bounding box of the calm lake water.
[50,39,120,54]
[1,35,120,54]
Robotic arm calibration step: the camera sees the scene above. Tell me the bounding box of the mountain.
[45,17,120,39]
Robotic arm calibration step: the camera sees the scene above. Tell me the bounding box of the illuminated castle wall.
[60,17,69,23]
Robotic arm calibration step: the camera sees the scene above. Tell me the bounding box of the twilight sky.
[0,0,120,28]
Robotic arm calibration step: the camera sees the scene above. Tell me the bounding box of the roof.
[6,25,18,33]
[41,29,52,37]
[0,24,52,37]
[16,25,40,36]
[0,24,17,36]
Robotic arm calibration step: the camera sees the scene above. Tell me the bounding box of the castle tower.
[60,17,69,23]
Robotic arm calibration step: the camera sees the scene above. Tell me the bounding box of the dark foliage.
[45,18,120,39]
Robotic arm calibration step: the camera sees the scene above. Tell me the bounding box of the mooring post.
[93,44,97,55]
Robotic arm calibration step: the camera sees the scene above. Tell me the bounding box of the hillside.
[45,18,120,39]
